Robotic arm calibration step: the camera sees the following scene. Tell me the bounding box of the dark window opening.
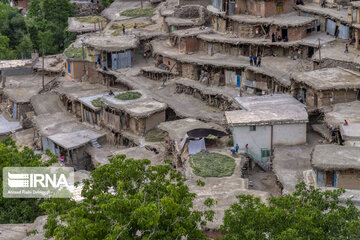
[281,28,288,39]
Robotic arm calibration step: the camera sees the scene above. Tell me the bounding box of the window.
[261,149,270,158]
[276,2,283,14]
[249,126,256,131]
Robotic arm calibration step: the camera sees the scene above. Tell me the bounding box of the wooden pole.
[42,48,44,89]
[318,38,322,69]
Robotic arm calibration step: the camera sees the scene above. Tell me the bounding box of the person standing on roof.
[345,44,349,53]
[249,55,253,66]
[321,0,326,8]
[235,144,239,153]
[122,24,126,35]
[253,55,257,66]
[257,56,262,67]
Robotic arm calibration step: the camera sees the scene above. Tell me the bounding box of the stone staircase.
[90,139,101,149]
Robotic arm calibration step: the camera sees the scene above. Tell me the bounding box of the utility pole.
[318,38,322,69]
[42,48,45,89]
[141,0,143,9]
[82,39,86,82]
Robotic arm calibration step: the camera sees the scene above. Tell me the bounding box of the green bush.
[190,152,236,177]
[115,92,142,101]
[227,138,234,147]
[64,47,83,59]
[120,8,155,18]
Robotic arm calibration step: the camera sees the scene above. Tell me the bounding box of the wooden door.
[325,171,335,187]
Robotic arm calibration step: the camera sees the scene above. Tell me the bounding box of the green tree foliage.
[221,182,360,240]
[0,34,16,59]
[0,2,27,49]
[41,155,214,239]
[16,34,33,59]
[27,0,74,54]
[100,0,113,7]
[0,138,57,223]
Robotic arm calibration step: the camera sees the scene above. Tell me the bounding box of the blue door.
[67,60,71,74]
[237,76,241,87]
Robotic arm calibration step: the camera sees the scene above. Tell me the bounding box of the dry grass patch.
[75,16,107,24]
[145,128,165,142]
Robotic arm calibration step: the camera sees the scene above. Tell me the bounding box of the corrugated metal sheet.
[245,80,254,87]
[228,1,235,15]
[225,70,236,85]
[326,19,336,36]
[42,137,56,155]
[112,53,118,69]
[111,51,132,69]
[316,170,325,187]
[338,24,349,40]
[12,103,17,119]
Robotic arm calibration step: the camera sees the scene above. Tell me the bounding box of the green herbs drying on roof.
[115,92,142,101]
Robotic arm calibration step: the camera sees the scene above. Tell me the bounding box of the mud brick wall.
[270,25,308,42]
[182,37,200,53]
[181,63,200,80]
[175,83,236,110]
[336,170,360,190]
[145,111,166,133]
[86,61,99,84]
[318,89,358,108]
[212,15,227,32]
[288,26,308,41]
[128,117,145,135]
[232,22,257,38]
[247,0,294,17]
[163,57,180,73]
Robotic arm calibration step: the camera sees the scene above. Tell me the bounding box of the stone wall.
[174,5,203,18]
[181,63,200,80]
[73,2,104,17]
[178,0,212,7]
[175,82,237,110]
